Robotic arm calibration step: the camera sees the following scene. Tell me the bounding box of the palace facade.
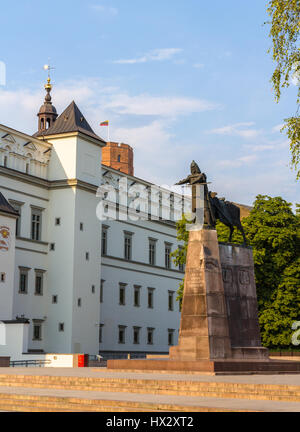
[0,78,184,360]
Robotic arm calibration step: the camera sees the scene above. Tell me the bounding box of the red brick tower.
[102,142,134,176]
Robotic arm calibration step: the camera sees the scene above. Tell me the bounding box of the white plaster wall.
[47,136,77,181]
[43,187,76,353]
[100,263,181,353]
[71,188,102,355]
[102,219,180,267]
[76,136,103,186]
[0,212,16,320]
[0,323,30,361]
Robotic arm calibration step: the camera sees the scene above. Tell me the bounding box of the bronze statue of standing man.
[176,161,215,228]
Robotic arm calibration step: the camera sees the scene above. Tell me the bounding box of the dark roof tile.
[0,192,19,216]
[33,101,105,143]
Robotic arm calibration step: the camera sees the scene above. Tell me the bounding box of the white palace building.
[0,78,186,361]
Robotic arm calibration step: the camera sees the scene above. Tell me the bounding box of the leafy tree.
[266,0,300,179]
[170,214,191,309]
[259,257,300,348]
[242,195,299,310]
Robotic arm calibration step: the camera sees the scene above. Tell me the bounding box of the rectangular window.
[80,223,84,231]
[165,243,172,269]
[86,252,89,261]
[52,295,58,304]
[119,283,126,305]
[100,279,104,303]
[147,327,154,345]
[101,226,108,256]
[50,243,55,251]
[92,285,95,294]
[178,246,184,272]
[147,288,154,309]
[124,234,132,261]
[133,285,141,307]
[118,325,126,344]
[0,273,5,283]
[35,273,43,296]
[59,323,64,332]
[55,218,61,226]
[31,208,42,241]
[99,324,104,343]
[149,239,156,266]
[77,298,82,307]
[10,202,22,237]
[168,291,174,311]
[168,329,175,346]
[19,268,29,294]
[33,324,42,341]
[133,327,141,344]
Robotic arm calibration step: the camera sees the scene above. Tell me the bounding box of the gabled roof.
[0,192,19,216]
[33,101,105,143]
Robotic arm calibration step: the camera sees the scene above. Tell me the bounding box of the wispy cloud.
[217,154,257,168]
[90,4,118,15]
[105,93,219,117]
[219,51,232,59]
[193,63,204,69]
[207,122,260,139]
[113,48,182,64]
[272,123,284,133]
[244,139,289,152]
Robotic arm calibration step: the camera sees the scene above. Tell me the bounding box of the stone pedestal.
[107,228,300,374]
[219,243,268,360]
[169,229,232,360]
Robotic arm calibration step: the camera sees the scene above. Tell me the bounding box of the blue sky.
[0,0,299,207]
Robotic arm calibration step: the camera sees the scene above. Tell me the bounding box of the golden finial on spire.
[43,62,54,91]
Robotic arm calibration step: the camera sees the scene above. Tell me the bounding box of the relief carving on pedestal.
[238,269,250,285]
[222,267,233,283]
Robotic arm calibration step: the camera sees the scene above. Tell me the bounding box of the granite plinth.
[107,358,300,374]
[169,229,232,361]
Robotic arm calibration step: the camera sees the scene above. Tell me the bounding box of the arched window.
[41,118,45,130]
[117,154,121,162]
[46,118,51,129]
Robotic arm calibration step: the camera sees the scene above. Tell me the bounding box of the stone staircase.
[0,370,300,412]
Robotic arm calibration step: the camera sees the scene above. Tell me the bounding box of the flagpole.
[108,123,110,142]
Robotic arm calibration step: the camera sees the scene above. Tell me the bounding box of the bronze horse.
[209,192,247,245]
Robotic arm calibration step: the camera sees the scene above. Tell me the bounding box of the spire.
[36,66,58,135]
[34,100,105,143]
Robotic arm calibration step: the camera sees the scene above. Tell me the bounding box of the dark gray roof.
[2,318,30,324]
[0,192,19,216]
[33,101,105,143]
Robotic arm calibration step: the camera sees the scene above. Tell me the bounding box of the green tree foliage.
[266,0,300,179]
[172,195,300,347]
[259,257,300,348]
[170,214,191,309]
[242,195,299,310]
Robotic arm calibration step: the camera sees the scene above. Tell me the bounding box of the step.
[0,373,300,403]
[0,389,254,412]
